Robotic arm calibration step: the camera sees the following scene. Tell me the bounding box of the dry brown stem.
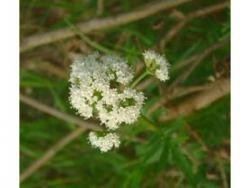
[20,94,101,131]
[160,78,230,121]
[160,1,230,49]
[21,0,192,52]
[169,37,229,88]
[20,126,86,182]
[22,60,67,79]
[173,54,200,71]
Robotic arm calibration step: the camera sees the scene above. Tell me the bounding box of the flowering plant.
[69,50,170,152]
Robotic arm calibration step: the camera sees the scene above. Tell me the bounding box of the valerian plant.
[69,50,170,152]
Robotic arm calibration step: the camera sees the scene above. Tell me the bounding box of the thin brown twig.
[138,78,213,101]
[20,126,86,183]
[160,78,230,121]
[20,94,101,131]
[160,21,186,50]
[159,1,230,49]
[172,53,200,71]
[147,82,214,114]
[169,84,213,99]
[22,60,67,79]
[169,37,229,89]
[20,0,192,52]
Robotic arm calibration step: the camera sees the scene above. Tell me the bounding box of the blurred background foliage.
[20,0,230,187]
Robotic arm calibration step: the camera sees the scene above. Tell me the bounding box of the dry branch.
[22,60,67,79]
[160,78,230,121]
[173,53,200,71]
[169,37,229,88]
[21,0,192,52]
[20,126,86,182]
[20,94,101,131]
[166,83,214,99]
[159,1,230,48]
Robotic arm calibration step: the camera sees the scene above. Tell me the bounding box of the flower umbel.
[69,52,145,152]
[142,50,170,81]
[69,50,170,152]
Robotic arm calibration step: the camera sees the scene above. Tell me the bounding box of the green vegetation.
[20,0,230,187]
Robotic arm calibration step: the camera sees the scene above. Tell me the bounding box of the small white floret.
[142,50,170,81]
[88,132,120,152]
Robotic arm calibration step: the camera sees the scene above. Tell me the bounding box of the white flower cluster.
[142,50,170,81]
[69,52,145,152]
[88,132,120,152]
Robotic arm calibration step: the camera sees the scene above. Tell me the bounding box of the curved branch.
[20,94,101,131]
[159,1,230,49]
[21,0,192,52]
[20,127,86,182]
[169,37,229,88]
[160,78,230,121]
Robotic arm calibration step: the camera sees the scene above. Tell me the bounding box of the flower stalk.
[130,71,148,89]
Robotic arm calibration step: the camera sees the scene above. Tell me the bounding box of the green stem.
[130,71,148,88]
[64,19,113,54]
[78,33,113,54]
